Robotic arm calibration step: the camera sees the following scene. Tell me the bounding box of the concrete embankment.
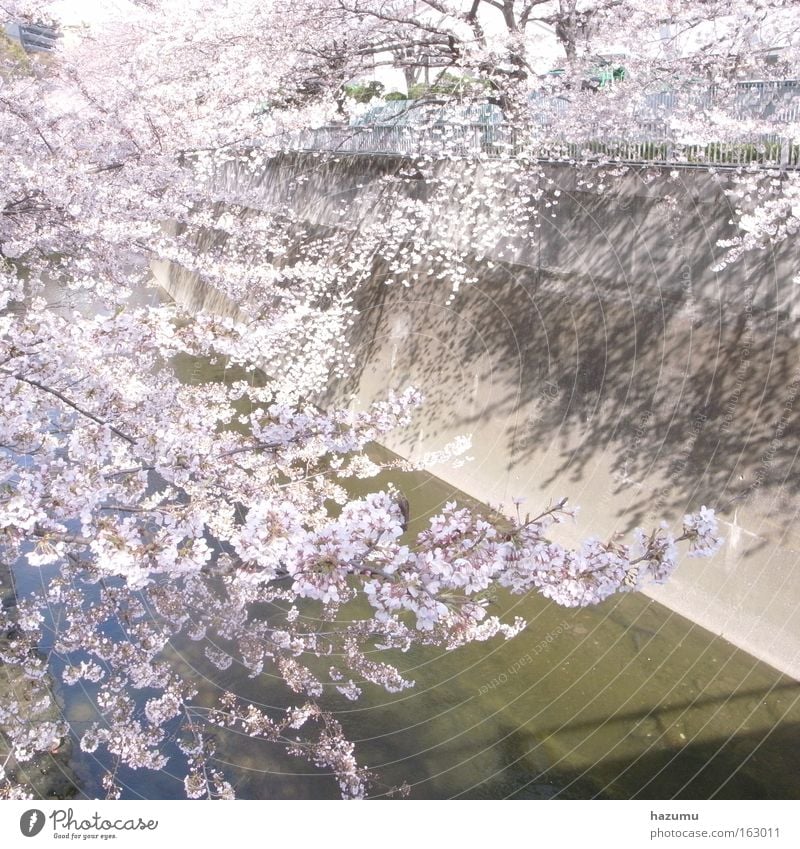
[160,152,800,680]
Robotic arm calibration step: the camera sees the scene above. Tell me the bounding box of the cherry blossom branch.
[1,371,137,445]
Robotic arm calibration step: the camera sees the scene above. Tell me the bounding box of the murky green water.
[223,455,800,801]
[9,318,800,801]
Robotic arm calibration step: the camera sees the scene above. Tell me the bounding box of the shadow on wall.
[173,149,800,559]
[330,245,800,543]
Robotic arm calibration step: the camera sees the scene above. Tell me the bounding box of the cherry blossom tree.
[0,0,738,800]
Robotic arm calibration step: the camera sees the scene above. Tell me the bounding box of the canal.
[10,345,799,800]
[7,155,800,799]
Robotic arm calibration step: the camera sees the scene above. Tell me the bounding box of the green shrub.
[343,80,385,103]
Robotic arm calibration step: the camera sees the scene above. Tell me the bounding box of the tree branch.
[2,370,137,445]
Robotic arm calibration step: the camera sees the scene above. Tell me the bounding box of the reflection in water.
[0,560,79,799]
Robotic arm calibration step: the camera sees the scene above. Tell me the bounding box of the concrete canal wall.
[158,152,800,680]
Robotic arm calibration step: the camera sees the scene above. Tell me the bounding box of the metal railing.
[287,123,800,169]
[638,80,800,124]
[280,79,800,169]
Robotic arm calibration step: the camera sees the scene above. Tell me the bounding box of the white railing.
[638,80,800,124]
[279,79,800,169]
[286,123,800,169]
